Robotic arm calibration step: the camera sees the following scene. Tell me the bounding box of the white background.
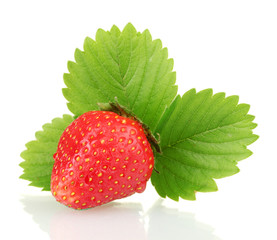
[1,0,276,239]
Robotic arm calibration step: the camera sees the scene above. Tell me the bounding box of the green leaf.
[63,23,177,133]
[151,89,258,201]
[20,115,74,191]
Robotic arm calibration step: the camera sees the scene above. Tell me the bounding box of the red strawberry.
[51,111,154,209]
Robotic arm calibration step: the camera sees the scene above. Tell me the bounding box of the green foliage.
[20,115,74,190]
[20,24,258,198]
[63,23,177,132]
[151,89,258,200]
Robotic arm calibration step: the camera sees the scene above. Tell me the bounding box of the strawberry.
[50,111,154,209]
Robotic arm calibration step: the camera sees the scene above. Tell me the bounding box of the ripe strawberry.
[51,111,154,209]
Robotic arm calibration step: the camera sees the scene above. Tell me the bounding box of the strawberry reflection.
[21,195,146,240]
[21,196,220,240]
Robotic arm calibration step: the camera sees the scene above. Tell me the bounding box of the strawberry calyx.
[97,101,162,154]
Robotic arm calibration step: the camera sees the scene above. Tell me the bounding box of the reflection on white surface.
[147,200,220,240]
[21,195,220,240]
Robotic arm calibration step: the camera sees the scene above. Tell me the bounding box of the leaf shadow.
[146,199,221,240]
[20,195,220,240]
